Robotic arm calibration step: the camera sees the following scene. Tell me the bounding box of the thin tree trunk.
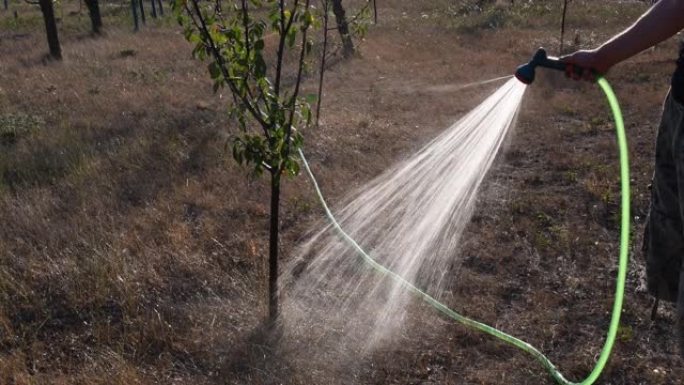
[3,0,8,11]
[268,172,281,323]
[560,0,569,54]
[373,0,377,24]
[84,0,102,34]
[150,0,157,18]
[138,0,146,24]
[38,0,61,60]
[131,0,139,31]
[316,0,329,126]
[157,0,163,16]
[331,0,354,58]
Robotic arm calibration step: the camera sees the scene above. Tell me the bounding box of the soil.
[1,1,683,384]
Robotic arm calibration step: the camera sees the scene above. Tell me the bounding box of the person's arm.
[562,0,684,80]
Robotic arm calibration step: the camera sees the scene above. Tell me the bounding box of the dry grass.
[1,0,683,384]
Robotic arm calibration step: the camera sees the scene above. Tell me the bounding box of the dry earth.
[1,0,683,384]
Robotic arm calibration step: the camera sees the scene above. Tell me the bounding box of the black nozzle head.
[514,48,550,85]
[515,63,535,85]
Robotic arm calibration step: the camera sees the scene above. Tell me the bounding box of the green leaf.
[208,61,221,80]
[305,93,317,104]
[287,28,297,48]
[289,159,300,176]
[304,106,312,125]
[302,10,314,29]
[254,54,267,78]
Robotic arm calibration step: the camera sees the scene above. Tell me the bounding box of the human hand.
[560,49,613,82]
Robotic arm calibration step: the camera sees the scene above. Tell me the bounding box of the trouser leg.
[645,93,684,303]
[672,89,684,358]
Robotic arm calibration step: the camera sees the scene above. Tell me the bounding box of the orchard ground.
[1,0,682,384]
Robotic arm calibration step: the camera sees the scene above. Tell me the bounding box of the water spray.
[296,47,629,385]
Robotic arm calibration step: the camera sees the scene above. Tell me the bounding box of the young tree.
[84,0,103,34]
[174,0,316,323]
[38,0,61,59]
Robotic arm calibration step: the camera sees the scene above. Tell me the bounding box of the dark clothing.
[645,44,684,303]
[644,40,684,359]
[644,92,684,302]
[674,42,684,104]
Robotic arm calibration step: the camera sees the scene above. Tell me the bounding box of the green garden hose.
[298,76,629,385]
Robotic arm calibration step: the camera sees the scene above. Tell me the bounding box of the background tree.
[331,0,353,57]
[316,0,372,124]
[174,0,316,323]
[131,0,140,30]
[560,0,570,53]
[38,0,61,59]
[84,0,103,34]
[139,0,146,25]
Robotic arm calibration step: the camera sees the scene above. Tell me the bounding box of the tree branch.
[283,0,312,168]
[274,0,300,99]
[188,0,271,138]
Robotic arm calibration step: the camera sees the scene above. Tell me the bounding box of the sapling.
[174,0,316,323]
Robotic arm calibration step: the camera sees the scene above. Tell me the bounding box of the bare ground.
[1,0,683,384]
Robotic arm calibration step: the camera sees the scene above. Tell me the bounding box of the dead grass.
[0,0,683,384]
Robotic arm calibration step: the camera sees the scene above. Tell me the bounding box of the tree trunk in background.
[84,0,102,34]
[131,0,139,31]
[150,0,157,18]
[157,0,163,16]
[3,0,8,11]
[38,0,61,60]
[331,0,354,58]
[560,0,569,54]
[138,0,146,24]
[268,172,281,324]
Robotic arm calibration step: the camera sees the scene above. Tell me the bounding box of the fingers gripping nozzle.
[515,48,585,85]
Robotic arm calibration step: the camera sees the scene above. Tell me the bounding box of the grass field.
[1,0,683,384]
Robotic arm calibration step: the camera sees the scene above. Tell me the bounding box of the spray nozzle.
[515,48,586,84]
